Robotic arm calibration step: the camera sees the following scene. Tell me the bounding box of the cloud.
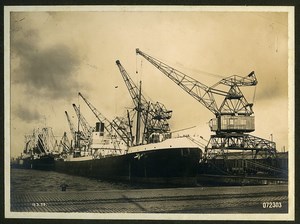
[11,27,82,100]
[13,104,43,123]
[255,78,287,101]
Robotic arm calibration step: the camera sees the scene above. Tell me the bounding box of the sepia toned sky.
[7,7,291,158]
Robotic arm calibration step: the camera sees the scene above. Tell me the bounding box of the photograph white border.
[4,5,295,221]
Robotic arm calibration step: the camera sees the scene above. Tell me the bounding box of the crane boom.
[78,92,132,146]
[72,103,94,139]
[65,111,76,142]
[60,131,71,152]
[116,60,172,143]
[116,60,148,111]
[136,49,222,115]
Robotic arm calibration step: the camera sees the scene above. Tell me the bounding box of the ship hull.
[55,147,201,186]
[31,155,55,170]
[13,155,55,170]
[12,157,32,169]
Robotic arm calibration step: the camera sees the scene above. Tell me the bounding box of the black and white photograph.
[4,5,294,221]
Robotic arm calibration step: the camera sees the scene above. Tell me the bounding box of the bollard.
[60,183,69,191]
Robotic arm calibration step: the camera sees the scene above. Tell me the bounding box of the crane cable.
[136,53,138,74]
[140,59,143,80]
[252,85,257,104]
[136,54,143,87]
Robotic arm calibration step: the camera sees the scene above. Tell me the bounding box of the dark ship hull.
[55,147,201,186]
[31,155,55,170]
[12,157,32,169]
[13,155,55,170]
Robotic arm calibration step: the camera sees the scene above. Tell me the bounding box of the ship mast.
[135,81,142,145]
[77,105,80,149]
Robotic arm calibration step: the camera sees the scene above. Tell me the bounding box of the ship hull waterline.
[54,147,201,186]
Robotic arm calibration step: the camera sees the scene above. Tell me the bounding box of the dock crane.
[136,48,276,159]
[65,110,86,149]
[116,60,172,144]
[59,132,71,153]
[78,92,133,147]
[64,111,76,146]
[72,103,95,140]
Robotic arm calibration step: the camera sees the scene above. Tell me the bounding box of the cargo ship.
[54,132,203,186]
[13,127,55,170]
[53,80,205,185]
[53,60,204,186]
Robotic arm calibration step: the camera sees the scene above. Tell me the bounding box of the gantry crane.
[72,103,95,140]
[136,48,276,159]
[78,92,133,147]
[116,60,172,144]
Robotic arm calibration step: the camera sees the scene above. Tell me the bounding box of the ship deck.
[10,184,288,214]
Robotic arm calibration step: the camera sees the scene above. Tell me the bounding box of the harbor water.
[11,168,140,193]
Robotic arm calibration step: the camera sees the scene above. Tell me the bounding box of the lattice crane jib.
[64,111,76,142]
[60,131,71,152]
[72,103,94,140]
[78,92,132,147]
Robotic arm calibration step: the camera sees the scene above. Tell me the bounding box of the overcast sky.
[7,7,291,158]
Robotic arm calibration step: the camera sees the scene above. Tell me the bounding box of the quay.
[11,184,288,213]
